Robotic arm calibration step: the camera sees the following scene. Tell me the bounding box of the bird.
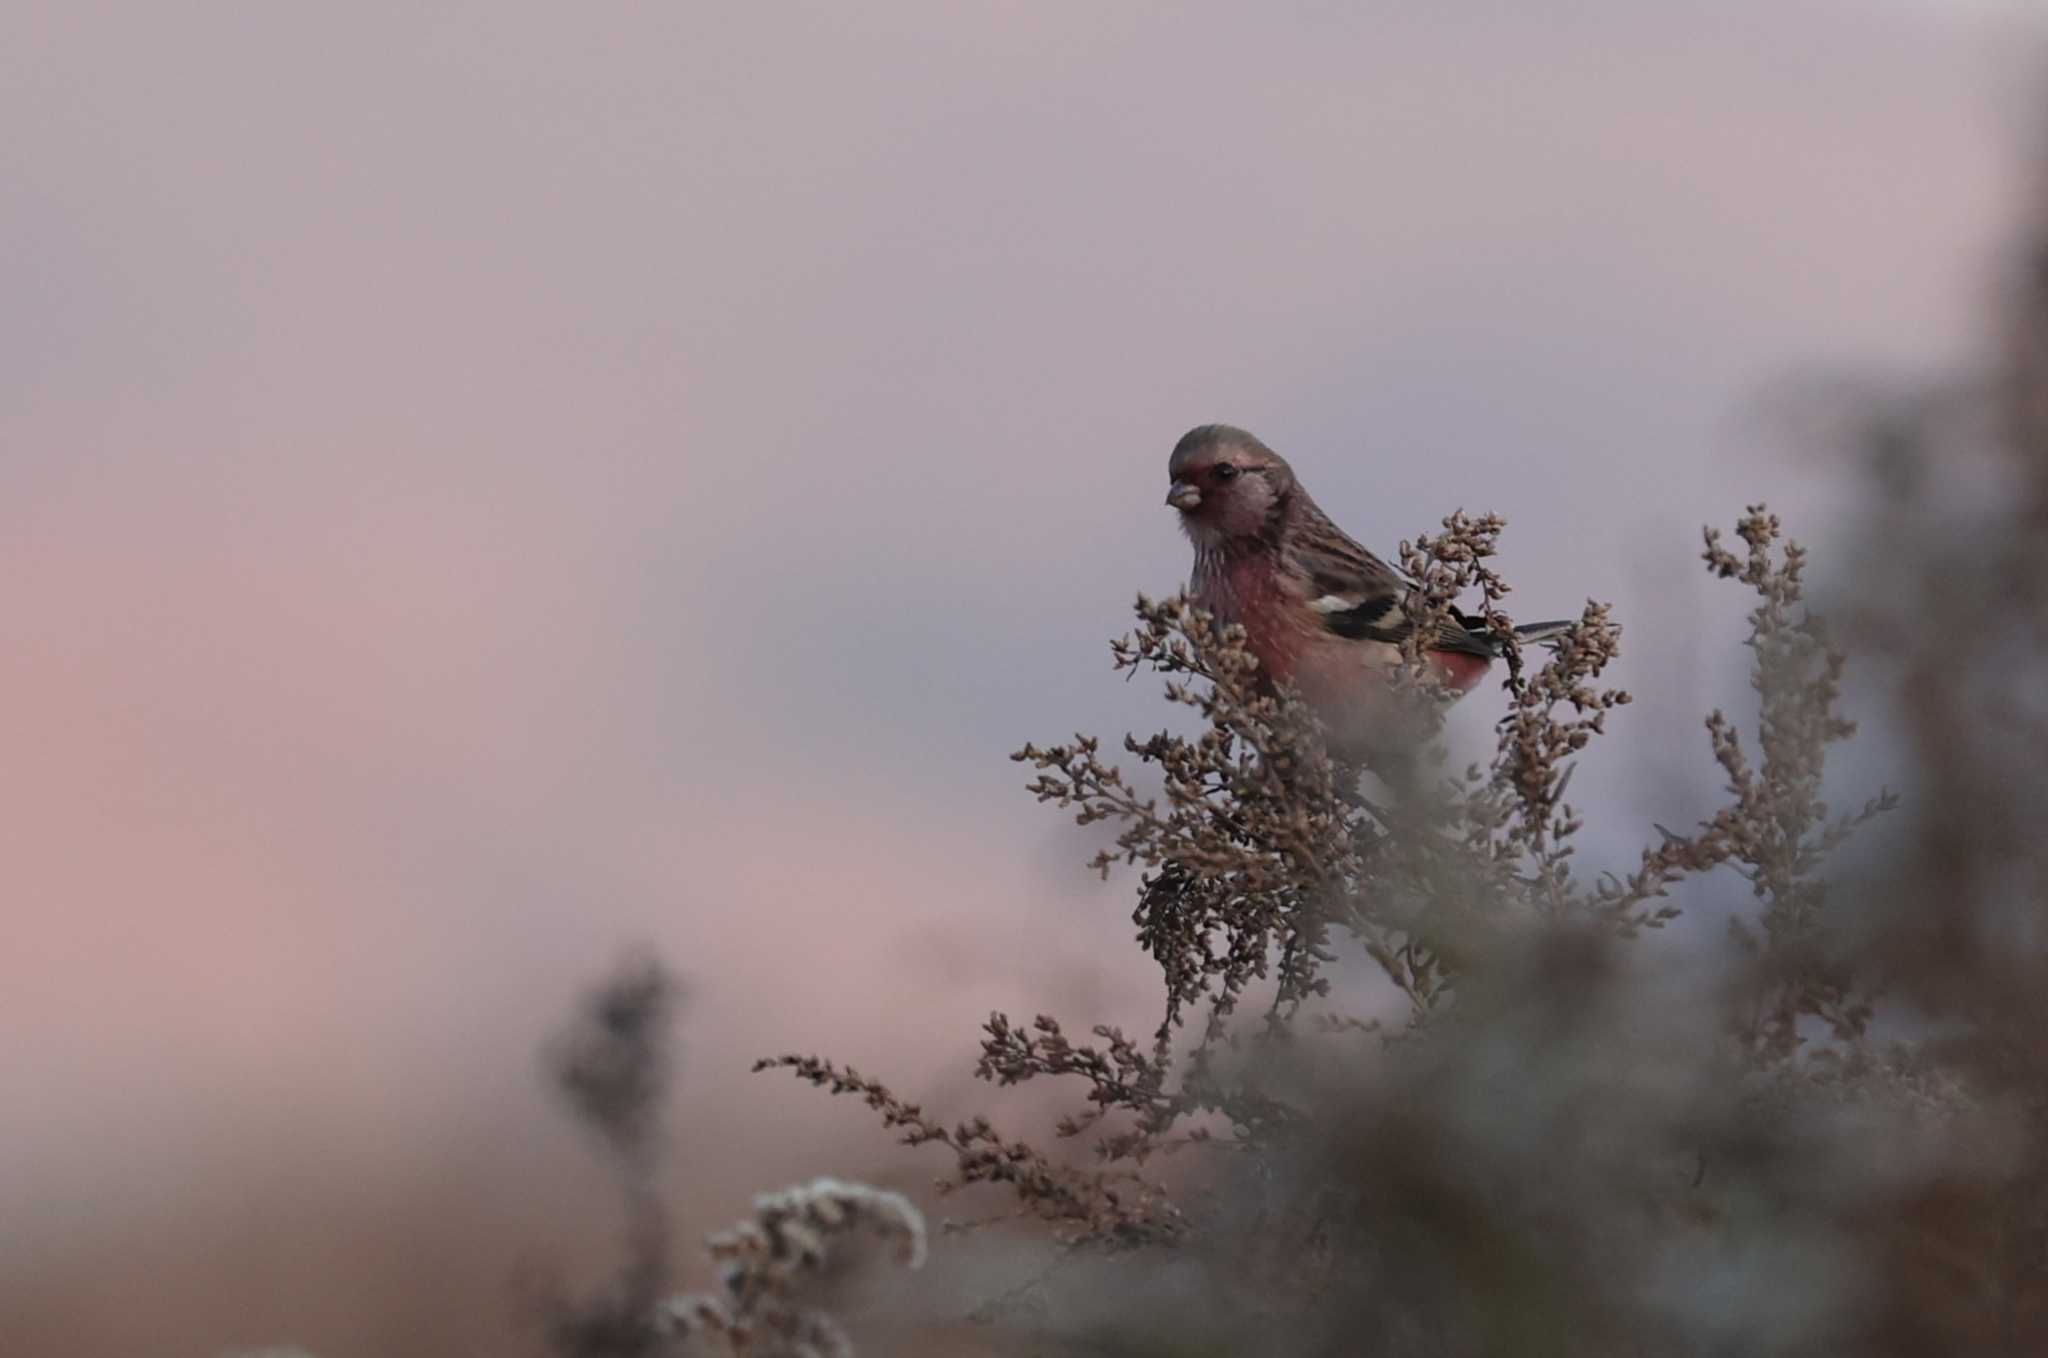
[1164,423,1573,763]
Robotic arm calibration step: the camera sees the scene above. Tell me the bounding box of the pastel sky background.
[1,3,2035,1354]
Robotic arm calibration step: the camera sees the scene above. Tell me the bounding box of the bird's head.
[1166,424,1295,547]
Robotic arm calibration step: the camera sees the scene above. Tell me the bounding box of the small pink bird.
[1166,424,1571,761]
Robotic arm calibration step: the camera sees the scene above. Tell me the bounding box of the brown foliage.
[759,491,1906,1266]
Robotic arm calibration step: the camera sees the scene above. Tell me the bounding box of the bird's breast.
[1193,553,1315,684]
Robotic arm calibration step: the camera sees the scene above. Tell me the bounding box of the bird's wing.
[1286,514,1498,657]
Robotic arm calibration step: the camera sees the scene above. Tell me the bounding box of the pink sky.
[0,3,2030,1353]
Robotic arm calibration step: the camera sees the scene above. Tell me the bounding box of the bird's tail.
[1509,619,1580,650]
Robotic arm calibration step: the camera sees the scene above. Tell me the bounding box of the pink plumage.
[1164,424,1568,762]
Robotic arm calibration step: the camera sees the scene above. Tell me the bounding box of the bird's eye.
[1213,464,1241,482]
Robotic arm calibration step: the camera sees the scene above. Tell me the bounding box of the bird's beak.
[1166,481,1201,510]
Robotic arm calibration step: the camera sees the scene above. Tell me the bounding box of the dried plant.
[1703,508,1895,1064]
[655,1178,926,1358]
[758,470,1908,1283]
[542,959,925,1358]
[750,1053,1184,1243]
